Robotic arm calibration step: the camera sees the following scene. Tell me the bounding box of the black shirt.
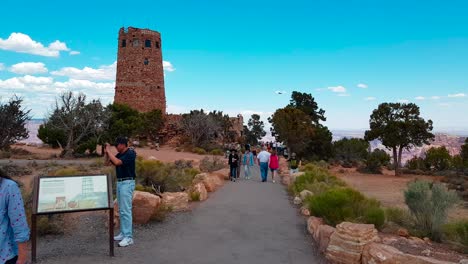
[115,148,136,179]
[229,153,239,168]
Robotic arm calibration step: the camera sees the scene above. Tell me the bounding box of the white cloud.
[398,99,410,103]
[9,62,48,74]
[338,93,350,97]
[0,33,70,57]
[51,62,116,81]
[52,60,175,81]
[19,75,53,85]
[448,93,466,98]
[364,97,376,101]
[0,63,4,71]
[163,61,175,72]
[431,96,440,100]
[415,96,425,100]
[328,85,346,93]
[69,51,80,55]
[0,75,53,92]
[357,83,368,89]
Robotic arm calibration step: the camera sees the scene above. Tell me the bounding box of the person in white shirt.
[257,146,271,182]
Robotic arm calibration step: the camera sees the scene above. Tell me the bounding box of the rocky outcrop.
[326,222,379,264]
[195,173,224,192]
[317,225,336,253]
[307,216,324,240]
[162,192,189,211]
[114,191,162,225]
[132,191,162,224]
[212,168,230,181]
[192,182,208,201]
[362,243,457,264]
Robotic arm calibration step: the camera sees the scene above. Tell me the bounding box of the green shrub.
[306,187,384,228]
[193,147,207,155]
[199,157,226,172]
[364,207,386,229]
[406,156,426,171]
[136,159,198,192]
[425,146,452,171]
[443,220,468,250]
[303,181,333,196]
[210,149,224,156]
[362,149,391,174]
[385,207,414,228]
[404,180,460,241]
[293,165,346,194]
[174,160,193,169]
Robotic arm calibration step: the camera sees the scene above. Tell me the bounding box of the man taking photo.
[105,137,136,247]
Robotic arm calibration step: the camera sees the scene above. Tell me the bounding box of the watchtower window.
[145,39,151,47]
[144,58,149,65]
[132,39,140,47]
[155,41,160,48]
[121,39,126,47]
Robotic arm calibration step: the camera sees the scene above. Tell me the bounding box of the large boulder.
[114,191,161,225]
[317,225,336,253]
[195,173,224,192]
[307,216,324,239]
[192,182,208,201]
[132,191,161,224]
[212,168,230,181]
[162,192,189,211]
[325,222,379,264]
[362,243,457,264]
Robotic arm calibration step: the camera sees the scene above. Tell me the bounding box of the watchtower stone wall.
[114,27,166,113]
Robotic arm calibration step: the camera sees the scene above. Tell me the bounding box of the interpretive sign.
[36,175,110,214]
[31,174,114,262]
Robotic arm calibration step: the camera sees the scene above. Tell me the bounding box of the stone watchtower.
[114,27,166,113]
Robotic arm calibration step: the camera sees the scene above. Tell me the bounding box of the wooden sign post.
[31,174,114,262]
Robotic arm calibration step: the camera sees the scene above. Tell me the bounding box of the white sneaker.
[272,180,276,183]
[118,237,134,247]
[114,233,124,241]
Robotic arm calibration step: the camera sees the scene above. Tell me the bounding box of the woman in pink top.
[269,150,280,183]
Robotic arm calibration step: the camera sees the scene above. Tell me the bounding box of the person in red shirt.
[269,149,280,183]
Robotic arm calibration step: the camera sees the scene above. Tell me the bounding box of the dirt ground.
[331,166,468,220]
[10,144,222,166]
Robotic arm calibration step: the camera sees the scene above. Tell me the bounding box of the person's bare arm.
[104,144,123,166]
[16,242,29,264]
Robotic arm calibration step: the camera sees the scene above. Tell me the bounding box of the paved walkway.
[37,169,325,264]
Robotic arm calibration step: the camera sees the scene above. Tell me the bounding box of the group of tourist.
[227,144,301,183]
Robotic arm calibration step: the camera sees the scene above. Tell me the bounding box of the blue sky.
[1,0,468,132]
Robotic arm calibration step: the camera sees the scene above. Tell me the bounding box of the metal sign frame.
[31,174,114,262]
